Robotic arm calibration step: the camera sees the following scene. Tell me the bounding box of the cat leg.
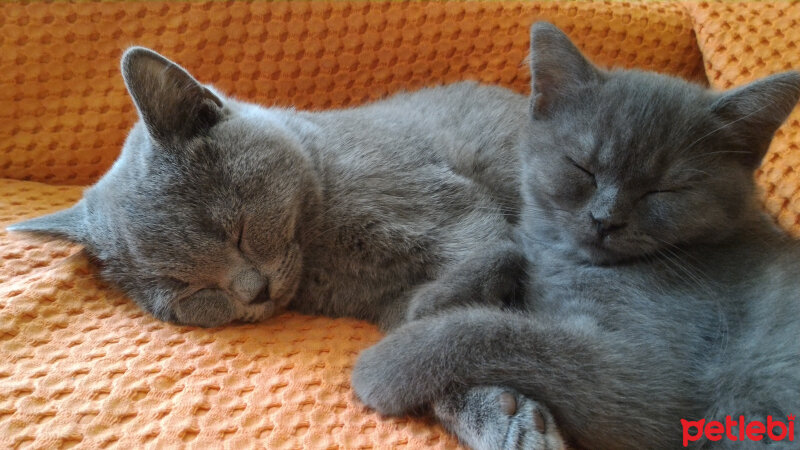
[406,240,526,321]
[433,386,565,450]
[354,307,687,449]
[403,243,559,448]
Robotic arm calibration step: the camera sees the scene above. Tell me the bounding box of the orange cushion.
[687,1,800,235]
[1,1,704,185]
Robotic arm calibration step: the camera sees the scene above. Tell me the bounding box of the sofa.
[1,1,798,448]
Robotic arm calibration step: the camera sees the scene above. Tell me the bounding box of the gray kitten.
[10,48,552,447]
[8,47,529,331]
[353,23,800,449]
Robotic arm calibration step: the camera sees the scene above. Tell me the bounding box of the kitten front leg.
[433,386,565,450]
[376,245,566,449]
[406,241,526,321]
[353,307,677,449]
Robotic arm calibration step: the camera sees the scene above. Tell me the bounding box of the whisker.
[677,102,771,157]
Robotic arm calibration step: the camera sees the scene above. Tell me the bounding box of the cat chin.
[579,246,621,266]
[531,227,636,266]
[576,240,649,266]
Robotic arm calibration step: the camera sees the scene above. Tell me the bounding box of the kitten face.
[9,48,320,326]
[521,23,800,265]
[523,73,753,264]
[91,114,312,325]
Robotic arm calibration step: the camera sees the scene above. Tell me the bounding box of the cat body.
[513,215,800,448]
[353,23,800,449]
[9,48,528,330]
[286,88,525,326]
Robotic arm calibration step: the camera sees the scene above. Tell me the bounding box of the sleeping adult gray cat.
[353,23,800,449]
[8,47,528,330]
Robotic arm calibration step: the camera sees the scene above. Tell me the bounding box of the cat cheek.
[637,202,686,240]
[260,243,303,310]
[551,179,592,208]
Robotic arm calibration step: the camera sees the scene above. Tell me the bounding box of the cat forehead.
[595,72,709,120]
[542,79,724,181]
[577,75,712,148]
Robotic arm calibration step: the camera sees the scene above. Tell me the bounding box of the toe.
[533,407,547,434]
[498,391,518,416]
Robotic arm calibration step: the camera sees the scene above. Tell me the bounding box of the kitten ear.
[6,201,89,243]
[711,71,800,167]
[121,47,224,145]
[529,22,602,119]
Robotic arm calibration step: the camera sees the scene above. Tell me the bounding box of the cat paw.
[352,342,422,416]
[174,290,277,327]
[173,288,236,327]
[233,299,276,323]
[434,386,566,450]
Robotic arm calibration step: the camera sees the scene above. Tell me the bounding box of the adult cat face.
[9,48,321,326]
[521,23,800,265]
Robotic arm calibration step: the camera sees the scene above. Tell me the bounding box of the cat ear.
[711,71,800,167]
[121,47,224,145]
[528,22,603,119]
[6,201,89,243]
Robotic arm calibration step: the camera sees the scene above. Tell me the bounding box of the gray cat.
[353,23,800,449]
[8,47,530,330]
[10,47,562,447]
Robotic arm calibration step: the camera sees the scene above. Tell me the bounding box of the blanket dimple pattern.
[1,1,705,185]
[4,2,800,449]
[687,2,800,235]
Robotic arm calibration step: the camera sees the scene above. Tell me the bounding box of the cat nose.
[590,213,626,237]
[230,268,267,302]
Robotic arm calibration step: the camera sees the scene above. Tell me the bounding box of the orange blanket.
[1,2,798,448]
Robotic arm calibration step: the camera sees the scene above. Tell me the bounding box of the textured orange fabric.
[1,1,705,185]
[686,1,800,235]
[0,1,797,449]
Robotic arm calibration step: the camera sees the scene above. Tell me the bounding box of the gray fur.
[8,46,529,330]
[353,23,800,449]
[434,386,565,450]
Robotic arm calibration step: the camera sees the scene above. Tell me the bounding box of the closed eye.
[643,188,683,198]
[165,276,190,290]
[236,221,245,251]
[566,157,596,184]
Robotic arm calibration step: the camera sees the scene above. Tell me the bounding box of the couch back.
[1,1,706,185]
